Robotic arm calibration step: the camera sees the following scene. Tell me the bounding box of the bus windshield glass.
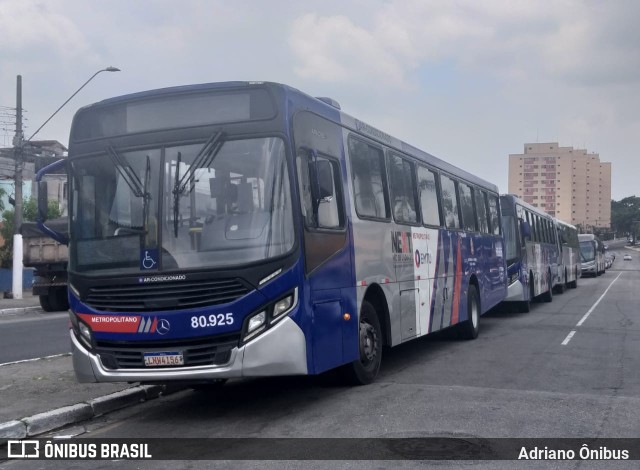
[69,137,294,274]
[502,215,519,265]
[579,242,595,262]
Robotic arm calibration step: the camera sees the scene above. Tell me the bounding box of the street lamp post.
[11,67,120,299]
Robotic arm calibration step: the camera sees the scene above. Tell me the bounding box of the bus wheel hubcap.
[360,321,377,363]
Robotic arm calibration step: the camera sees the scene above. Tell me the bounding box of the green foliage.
[611,196,640,238]
[0,198,62,267]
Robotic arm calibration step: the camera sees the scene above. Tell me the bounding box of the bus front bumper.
[71,317,308,383]
[581,261,596,275]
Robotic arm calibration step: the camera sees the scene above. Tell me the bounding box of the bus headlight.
[77,321,93,349]
[245,311,266,340]
[242,289,298,343]
[273,295,293,320]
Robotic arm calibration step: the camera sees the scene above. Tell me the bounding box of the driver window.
[296,151,344,230]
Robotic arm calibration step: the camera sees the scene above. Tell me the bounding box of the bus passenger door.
[294,111,355,374]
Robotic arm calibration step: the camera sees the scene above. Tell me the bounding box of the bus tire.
[562,268,570,292]
[568,268,578,289]
[55,287,69,311]
[39,295,54,312]
[341,300,382,385]
[541,270,553,302]
[459,284,480,339]
[47,288,69,312]
[519,300,531,313]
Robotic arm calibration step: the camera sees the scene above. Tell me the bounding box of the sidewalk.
[0,291,42,315]
[0,295,183,439]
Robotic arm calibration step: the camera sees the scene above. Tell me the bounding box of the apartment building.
[508,142,611,229]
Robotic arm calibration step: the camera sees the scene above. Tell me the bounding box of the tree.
[611,196,640,240]
[0,186,5,212]
[0,197,62,268]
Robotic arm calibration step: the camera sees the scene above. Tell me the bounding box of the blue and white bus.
[578,233,605,276]
[500,194,560,312]
[39,81,506,385]
[554,218,580,290]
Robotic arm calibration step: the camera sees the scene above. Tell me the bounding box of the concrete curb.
[0,384,186,439]
[0,306,41,316]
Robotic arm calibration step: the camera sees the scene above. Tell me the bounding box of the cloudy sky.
[1,0,638,199]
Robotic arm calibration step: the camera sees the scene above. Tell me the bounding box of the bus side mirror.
[35,158,68,245]
[314,160,334,202]
[520,220,531,239]
[308,152,334,204]
[37,181,49,222]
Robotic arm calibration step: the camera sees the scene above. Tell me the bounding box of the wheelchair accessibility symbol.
[140,249,158,270]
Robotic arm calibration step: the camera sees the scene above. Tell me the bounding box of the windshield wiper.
[106,146,151,235]
[171,131,224,237]
[173,151,183,237]
[107,145,145,198]
[142,155,151,227]
[173,131,224,197]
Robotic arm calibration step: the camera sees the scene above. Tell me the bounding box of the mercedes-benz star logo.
[156,319,171,335]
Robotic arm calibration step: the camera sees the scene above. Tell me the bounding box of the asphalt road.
[0,311,70,364]
[3,246,639,468]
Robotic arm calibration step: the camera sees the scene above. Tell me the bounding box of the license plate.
[143,352,184,367]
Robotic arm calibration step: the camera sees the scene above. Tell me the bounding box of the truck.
[21,217,69,311]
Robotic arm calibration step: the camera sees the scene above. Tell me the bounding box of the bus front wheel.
[341,300,382,385]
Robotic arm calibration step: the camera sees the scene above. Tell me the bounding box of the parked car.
[623,254,632,261]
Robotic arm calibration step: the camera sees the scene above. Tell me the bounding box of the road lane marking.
[562,272,622,345]
[0,352,71,368]
[576,272,623,327]
[561,331,576,345]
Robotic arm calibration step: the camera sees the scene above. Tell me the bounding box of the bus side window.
[474,188,489,234]
[297,152,344,230]
[387,154,418,225]
[458,183,476,232]
[417,166,442,226]
[348,137,389,220]
[440,175,460,229]
[314,158,343,229]
[488,195,500,235]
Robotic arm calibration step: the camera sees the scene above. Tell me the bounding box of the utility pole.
[12,75,24,299]
[8,68,120,299]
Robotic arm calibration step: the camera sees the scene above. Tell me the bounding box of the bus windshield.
[502,215,519,265]
[579,242,595,262]
[69,137,294,274]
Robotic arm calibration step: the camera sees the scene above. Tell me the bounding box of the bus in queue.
[578,233,606,276]
[500,194,560,312]
[38,81,506,386]
[554,218,580,290]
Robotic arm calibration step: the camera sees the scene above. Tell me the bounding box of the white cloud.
[0,0,92,63]
[290,13,408,86]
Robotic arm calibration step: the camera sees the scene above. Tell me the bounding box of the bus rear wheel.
[568,268,578,289]
[341,300,382,385]
[541,270,553,302]
[458,284,480,339]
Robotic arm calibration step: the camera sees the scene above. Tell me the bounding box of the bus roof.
[578,234,600,241]
[554,218,576,230]
[500,194,554,219]
[73,80,498,192]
